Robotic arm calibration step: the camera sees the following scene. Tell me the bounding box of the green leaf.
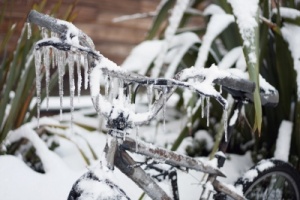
[145,0,175,40]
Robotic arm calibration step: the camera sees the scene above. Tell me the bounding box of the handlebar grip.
[27,10,67,36]
[215,77,279,107]
[214,77,255,94]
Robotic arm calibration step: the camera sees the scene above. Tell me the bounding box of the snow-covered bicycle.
[27,10,300,200]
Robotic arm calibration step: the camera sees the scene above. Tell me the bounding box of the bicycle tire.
[68,171,130,200]
[235,159,300,200]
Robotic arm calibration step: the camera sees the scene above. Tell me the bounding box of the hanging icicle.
[162,87,167,134]
[68,52,75,129]
[76,53,82,99]
[201,95,205,118]
[58,50,66,120]
[41,27,48,39]
[135,126,139,152]
[105,75,110,99]
[206,97,210,127]
[34,48,42,127]
[51,32,57,69]
[147,84,153,111]
[83,53,89,90]
[27,23,31,39]
[118,79,124,104]
[125,83,132,106]
[43,46,51,110]
[223,109,228,142]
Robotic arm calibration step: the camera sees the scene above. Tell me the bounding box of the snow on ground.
[0,106,253,200]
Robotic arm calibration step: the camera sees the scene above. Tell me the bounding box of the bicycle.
[27,10,300,200]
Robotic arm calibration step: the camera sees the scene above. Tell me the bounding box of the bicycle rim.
[244,171,300,200]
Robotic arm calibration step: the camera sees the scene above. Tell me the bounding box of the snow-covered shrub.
[0,0,79,171]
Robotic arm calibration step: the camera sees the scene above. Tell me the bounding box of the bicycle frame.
[102,101,246,200]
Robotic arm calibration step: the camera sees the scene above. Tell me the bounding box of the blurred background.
[0,0,160,65]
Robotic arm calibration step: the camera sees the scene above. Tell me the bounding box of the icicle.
[41,27,48,39]
[147,84,153,111]
[224,109,228,142]
[68,52,75,129]
[84,53,89,90]
[110,78,116,100]
[55,47,60,68]
[162,87,167,134]
[26,23,31,39]
[43,46,51,110]
[51,32,57,69]
[135,126,139,152]
[220,85,222,93]
[105,75,110,99]
[206,97,210,127]
[51,47,55,69]
[118,79,124,103]
[50,31,57,38]
[34,48,42,127]
[201,95,205,118]
[127,84,132,105]
[58,51,66,120]
[75,53,82,99]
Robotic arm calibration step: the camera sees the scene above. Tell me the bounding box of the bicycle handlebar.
[27,10,279,129]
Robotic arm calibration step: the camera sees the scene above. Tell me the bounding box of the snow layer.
[218,47,243,69]
[272,7,300,19]
[0,112,255,200]
[281,22,300,100]
[228,0,259,65]
[194,8,234,68]
[151,0,190,77]
[274,120,293,162]
[227,0,258,45]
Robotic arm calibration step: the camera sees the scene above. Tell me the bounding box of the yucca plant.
[121,0,300,168]
[0,0,81,171]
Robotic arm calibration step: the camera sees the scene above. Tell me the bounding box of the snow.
[229,108,239,126]
[0,111,255,200]
[242,168,258,182]
[0,155,78,200]
[272,7,300,19]
[227,0,259,68]
[241,159,275,183]
[122,40,162,74]
[164,32,200,78]
[281,22,300,100]
[227,0,258,46]
[7,122,69,172]
[3,7,290,200]
[274,120,293,162]
[203,4,226,15]
[113,11,156,23]
[180,64,230,97]
[151,0,190,77]
[255,160,275,172]
[123,32,199,76]
[194,12,234,68]
[218,47,243,69]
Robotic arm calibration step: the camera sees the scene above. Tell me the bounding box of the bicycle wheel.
[235,159,300,200]
[68,171,130,200]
